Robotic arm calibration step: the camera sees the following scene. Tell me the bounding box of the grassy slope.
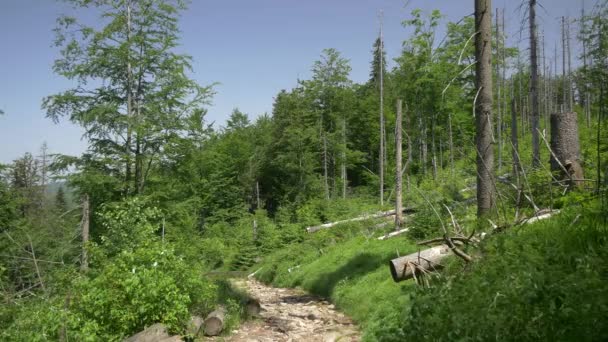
[254,199,608,341]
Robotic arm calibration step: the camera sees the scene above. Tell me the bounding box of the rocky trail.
[210,278,360,342]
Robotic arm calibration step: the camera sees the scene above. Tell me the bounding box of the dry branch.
[305,207,415,233]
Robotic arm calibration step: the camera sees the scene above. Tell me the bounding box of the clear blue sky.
[0,0,586,163]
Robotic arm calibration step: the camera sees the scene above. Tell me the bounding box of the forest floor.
[209,278,360,342]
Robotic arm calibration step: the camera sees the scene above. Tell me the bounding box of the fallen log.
[389,245,451,282]
[203,306,227,336]
[377,227,410,240]
[306,207,415,233]
[187,316,204,337]
[389,209,561,283]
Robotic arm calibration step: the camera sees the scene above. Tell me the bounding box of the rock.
[123,323,170,342]
[157,336,183,342]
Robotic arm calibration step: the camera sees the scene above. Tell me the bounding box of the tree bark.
[550,111,583,186]
[379,18,385,206]
[80,194,90,272]
[475,0,495,217]
[530,0,541,167]
[395,100,404,228]
[511,100,521,180]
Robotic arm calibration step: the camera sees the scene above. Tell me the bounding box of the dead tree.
[550,112,584,187]
[80,194,90,272]
[475,0,495,217]
[530,0,541,167]
[395,99,404,228]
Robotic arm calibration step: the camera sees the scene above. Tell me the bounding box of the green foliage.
[401,203,608,341]
[73,243,217,339]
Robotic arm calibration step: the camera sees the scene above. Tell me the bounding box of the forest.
[1,0,607,341]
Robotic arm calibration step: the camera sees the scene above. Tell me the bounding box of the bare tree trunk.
[342,116,347,199]
[80,194,90,272]
[125,0,133,193]
[496,8,503,170]
[448,112,455,175]
[407,107,413,192]
[567,18,573,111]
[550,111,583,186]
[323,131,329,200]
[395,100,404,228]
[530,0,541,167]
[511,99,521,180]
[582,4,590,128]
[475,0,495,217]
[256,181,260,209]
[562,16,567,111]
[379,16,385,206]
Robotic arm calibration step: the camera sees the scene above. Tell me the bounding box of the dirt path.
[210,278,360,342]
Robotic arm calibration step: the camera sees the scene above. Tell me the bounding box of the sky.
[0,0,588,163]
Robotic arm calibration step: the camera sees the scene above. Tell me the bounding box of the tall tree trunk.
[395,100,403,228]
[80,194,90,272]
[379,16,385,206]
[342,116,347,199]
[475,0,495,217]
[496,8,502,170]
[530,0,541,167]
[567,19,573,111]
[448,112,455,175]
[323,131,329,200]
[407,106,413,192]
[125,0,133,193]
[511,99,521,180]
[562,16,567,111]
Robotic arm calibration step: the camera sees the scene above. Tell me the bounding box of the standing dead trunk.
[395,100,404,228]
[567,19,573,112]
[323,128,329,200]
[530,0,541,168]
[342,116,347,199]
[496,8,503,170]
[379,17,385,206]
[448,112,455,175]
[550,112,583,186]
[80,194,90,272]
[475,0,495,217]
[511,100,521,180]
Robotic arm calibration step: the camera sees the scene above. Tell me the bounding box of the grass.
[254,195,608,341]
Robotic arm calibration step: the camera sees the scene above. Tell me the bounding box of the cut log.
[389,209,561,283]
[306,207,415,233]
[245,298,261,317]
[186,316,204,337]
[124,323,170,342]
[389,245,451,282]
[203,306,227,336]
[377,227,410,240]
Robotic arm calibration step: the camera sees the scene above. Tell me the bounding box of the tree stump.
[550,111,583,186]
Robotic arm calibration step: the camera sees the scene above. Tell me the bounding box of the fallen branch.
[306,207,415,233]
[390,208,560,283]
[377,227,410,240]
